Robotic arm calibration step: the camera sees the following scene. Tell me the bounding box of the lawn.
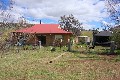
[0,46,120,80]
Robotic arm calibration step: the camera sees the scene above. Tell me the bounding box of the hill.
[81,31,93,40]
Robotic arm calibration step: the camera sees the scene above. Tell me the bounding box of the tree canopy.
[106,0,120,49]
[105,0,120,25]
[59,14,83,36]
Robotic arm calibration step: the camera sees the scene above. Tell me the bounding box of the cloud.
[1,0,110,29]
[82,23,96,30]
[26,20,43,24]
[12,0,107,19]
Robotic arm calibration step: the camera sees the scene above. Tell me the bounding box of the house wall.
[44,34,71,46]
[63,34,71,45]
[12,33,72,46]
[26,34,37,45]
[46,34,54,46]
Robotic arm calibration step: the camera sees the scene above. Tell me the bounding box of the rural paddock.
[0,46,120,80]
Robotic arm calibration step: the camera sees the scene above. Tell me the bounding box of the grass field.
[0,46,120,80]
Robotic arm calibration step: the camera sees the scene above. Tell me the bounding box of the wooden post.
[39,40,41,48]
[110,41,115,54]
[33,33,37,50]
[67,38,72,52]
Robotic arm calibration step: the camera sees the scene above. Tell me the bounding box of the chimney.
[40,20,41,24]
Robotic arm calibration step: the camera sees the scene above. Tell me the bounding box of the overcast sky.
[0,0,112,30]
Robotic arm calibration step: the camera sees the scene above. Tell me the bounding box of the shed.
[94,31,112,46]
[76,36,90,44]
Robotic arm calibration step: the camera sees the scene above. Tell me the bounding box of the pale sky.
[0,0,114,30]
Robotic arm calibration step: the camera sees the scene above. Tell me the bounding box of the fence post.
[110,41,115,54]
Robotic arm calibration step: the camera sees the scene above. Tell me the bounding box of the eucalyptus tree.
[59,14,83,36]
[0,0,15,29]
[105,0,120,49]
[105,0,120,25]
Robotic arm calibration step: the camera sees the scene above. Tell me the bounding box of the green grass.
[0,46,120,80]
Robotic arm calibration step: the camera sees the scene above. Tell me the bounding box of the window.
[55,35,63,39]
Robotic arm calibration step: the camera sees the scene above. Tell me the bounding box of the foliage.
[59,14,83,36]
[0,0,28,30]
[105,0,120,50]
[111,28,120,49]
[0,0,15,43]
[105,0,120,25]
[0,1,34,53]
[0,0,14,23]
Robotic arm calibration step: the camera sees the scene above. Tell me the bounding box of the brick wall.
[12,33,72,46]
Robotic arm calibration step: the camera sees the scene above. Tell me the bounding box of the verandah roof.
[95,31,112,36]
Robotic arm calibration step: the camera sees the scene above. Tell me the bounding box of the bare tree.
[100,21,113,31]
[0,0,15,29]
[105,0,120,50]
[105,0,120,25]
[59,14,83,36]
[0,0,15,55]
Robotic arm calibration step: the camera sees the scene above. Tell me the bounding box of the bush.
[111,29,120,49]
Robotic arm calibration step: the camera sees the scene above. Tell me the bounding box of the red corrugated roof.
[14,24,72,34]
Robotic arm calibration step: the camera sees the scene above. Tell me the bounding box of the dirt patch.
[66,59,95,63]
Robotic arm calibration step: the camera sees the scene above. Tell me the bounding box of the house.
[12,24,72,46]
[94,31,112,46]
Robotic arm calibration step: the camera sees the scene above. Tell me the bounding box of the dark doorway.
[95,36,109,43]
[95,36,110,46]
[37,35,46,45]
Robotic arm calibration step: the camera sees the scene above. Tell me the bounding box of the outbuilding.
[94,31,112,46]
[76,36,90,44]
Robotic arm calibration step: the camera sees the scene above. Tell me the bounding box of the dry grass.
[0,46,120,80]
[81,31,93,39]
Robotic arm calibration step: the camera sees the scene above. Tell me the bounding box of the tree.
[0,0,15,29]
[105,0,120,25]
[101,21,112,31]
[0,0,27,29]
[58,14,83,36]
[0,0,16,55]
[111,28,120,49]
[105,0,120,49]
[92,28,99,46]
